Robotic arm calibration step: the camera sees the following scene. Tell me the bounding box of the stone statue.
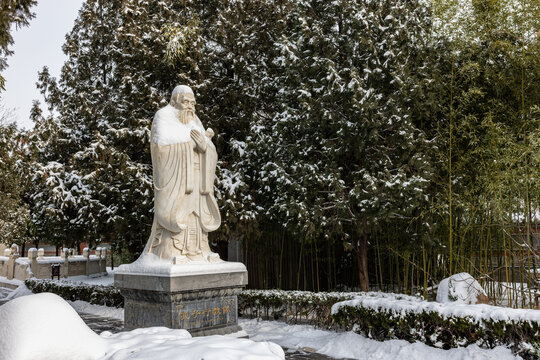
[143,85,221,264]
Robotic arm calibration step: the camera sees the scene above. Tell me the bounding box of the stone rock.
[475,292,490,304]
[436,272,489,305]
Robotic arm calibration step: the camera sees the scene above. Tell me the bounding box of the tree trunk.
[357,218,370,292]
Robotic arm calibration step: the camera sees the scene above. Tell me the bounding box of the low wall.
[0,256,9,275]
[31,258,65,279]
[0,247,107,281]
[14,259,32,280]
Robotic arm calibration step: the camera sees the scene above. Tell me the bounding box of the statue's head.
[170,85,196,124]
[171,85,196,110]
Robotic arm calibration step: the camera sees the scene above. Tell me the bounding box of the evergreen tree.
[239,0,434,291]
[0,0,36,90]
[32,0,289,258]
[0,108,30,246]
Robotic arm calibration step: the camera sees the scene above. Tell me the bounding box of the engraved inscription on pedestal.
[175,297,236,330]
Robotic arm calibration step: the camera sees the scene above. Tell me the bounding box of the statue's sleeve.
[200,145,217,195]
[199,144,221,232]
[152,141,192,233]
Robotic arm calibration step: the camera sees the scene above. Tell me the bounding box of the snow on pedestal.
[436,272,489,304]
[116,252,247,275]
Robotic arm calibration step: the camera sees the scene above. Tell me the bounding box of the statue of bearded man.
[143,85,221,264]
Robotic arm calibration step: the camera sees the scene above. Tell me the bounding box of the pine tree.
[0,0,36,90]
[0,109,30,246]
[33,0,151,254]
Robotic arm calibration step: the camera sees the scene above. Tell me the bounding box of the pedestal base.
[114,261,248,336]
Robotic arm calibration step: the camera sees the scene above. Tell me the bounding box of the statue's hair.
[171,85,194,98]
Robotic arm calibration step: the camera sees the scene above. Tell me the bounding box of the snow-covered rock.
[436,272,489,304]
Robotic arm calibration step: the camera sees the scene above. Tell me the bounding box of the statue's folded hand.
[190,129,207,152]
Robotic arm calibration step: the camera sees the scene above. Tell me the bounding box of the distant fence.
[0,245,106,281]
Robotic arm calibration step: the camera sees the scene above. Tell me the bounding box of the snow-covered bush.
[0,293,107,360]
[332,294,540,359]
[25,279,123,307]
[239,289,422,329]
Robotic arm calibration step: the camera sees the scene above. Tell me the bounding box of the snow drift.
[0,292,107,360]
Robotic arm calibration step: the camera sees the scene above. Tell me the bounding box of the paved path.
[0,287,13,305]
[0,287,12,298]
[79,313,125,334]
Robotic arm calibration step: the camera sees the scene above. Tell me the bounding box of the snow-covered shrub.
[239,289,356,328]
[25,279,123,308]
[332,295,540,359]
[238,289,422,329]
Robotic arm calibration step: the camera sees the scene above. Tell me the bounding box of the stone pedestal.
[114,260,247,336]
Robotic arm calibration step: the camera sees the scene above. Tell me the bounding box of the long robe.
[142,105,221,261]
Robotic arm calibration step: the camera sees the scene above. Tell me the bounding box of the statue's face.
[173,93,196,112]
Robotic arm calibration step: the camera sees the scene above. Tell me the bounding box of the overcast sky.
[2,0,84,129]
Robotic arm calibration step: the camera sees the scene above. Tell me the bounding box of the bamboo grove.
[0,0,538,307]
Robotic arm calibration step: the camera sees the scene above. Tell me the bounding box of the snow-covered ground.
[68,293,521,359]
[242,319,519,360]
[0,278,33,304]
[0,273,524,359]
[70,299,124,320]
[0,292,284,360]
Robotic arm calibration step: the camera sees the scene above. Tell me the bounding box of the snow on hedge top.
[0,293,107,360]
[331,291,540,324]
[242,289,423,303]
[436,272,487,304]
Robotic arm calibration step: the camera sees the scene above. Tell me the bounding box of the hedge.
[25,279,123,308]
[239,289,358,328]
[238,289,421,328]
[332,297,540,359]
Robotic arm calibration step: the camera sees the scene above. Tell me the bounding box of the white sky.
[2,0,84,129]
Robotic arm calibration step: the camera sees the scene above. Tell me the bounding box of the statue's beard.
[178,109,195,124]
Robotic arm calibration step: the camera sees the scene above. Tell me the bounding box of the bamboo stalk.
[448,40,457,276]
[315,238,320,292]
[297,239,304,290]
